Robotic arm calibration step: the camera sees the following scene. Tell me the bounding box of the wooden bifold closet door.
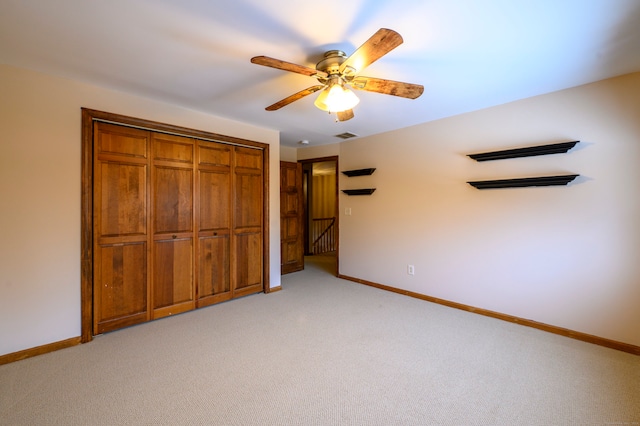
[93,121,263,335]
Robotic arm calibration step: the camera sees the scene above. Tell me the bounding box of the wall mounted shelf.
[342,168,376,177]
[467,174,579,189]
[342,188,376,196]
[468,141,579,162]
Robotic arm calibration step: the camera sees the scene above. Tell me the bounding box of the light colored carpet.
[1,254,639,425]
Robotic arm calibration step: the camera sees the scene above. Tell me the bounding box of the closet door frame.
[81,108,271,343]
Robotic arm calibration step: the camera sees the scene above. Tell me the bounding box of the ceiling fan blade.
[251,56,328,79]
[265,85,325,111]
[337,109,354,121]
[350,76,424,99]
[339,28,403,74]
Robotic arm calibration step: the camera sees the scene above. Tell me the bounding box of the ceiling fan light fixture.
[252,29,422,120]
[314,78,359,113]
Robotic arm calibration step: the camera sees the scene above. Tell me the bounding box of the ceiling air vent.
[334,132,359,140]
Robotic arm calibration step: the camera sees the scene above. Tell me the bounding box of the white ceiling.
[2,0,640,147]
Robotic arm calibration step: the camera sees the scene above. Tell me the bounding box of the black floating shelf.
[468,141,579,162]
[467,174,579,189]
[342,188,376,196]
[342,168,376,177]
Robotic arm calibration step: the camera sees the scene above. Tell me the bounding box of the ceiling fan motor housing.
[315,50,356,84]
[316,50,346,73]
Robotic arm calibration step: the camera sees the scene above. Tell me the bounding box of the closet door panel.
[232,147,263,296]
[234,172,262,229]
[98,162,147,237]
[153,138,193,164]
[198,141,233,305]
[151,133,195,318]
[153,238,194,318]
[199,170,231,231]
[234,232,262,295]
[153,166,193,234]
[234,146,262,170]
[97,122,148,158]
[199,144,231,167]
[94,122,150,335]
[197,235,231,306]
[95,242,148,333]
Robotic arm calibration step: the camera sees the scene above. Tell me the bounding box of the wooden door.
[151,133,195,319]
[197,141,232,308]
[82,109,270,341]
[93,122,150,334]
[232,147,263,297]
[280,161,304,274]
[90,116,265,335]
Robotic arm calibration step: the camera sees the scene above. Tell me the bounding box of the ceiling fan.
[250,28,424,122]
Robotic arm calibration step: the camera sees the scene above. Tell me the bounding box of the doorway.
[300,156,339,276]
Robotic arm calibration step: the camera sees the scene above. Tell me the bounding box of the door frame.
[80,108,271,343]
[299,156,339,276]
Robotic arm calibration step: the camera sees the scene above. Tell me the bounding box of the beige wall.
[311,174,336,219]
[297,143,340,161]
[280,146,297,162]
[0,64,281,356]
[338,72,640,347]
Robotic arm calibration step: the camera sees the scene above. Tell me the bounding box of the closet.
[92,121,263,335]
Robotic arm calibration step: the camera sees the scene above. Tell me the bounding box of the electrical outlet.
[407,265,415,275]
[345,207,352,216]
